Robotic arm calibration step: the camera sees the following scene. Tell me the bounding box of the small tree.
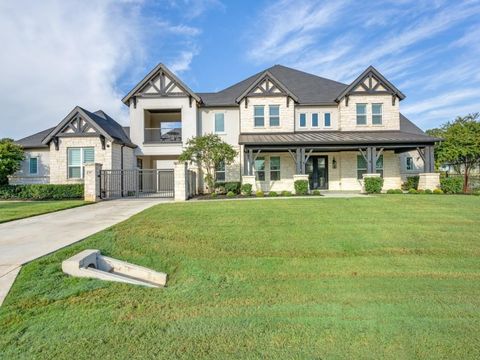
[179,134,237,192]
[426,113,480,193]
[0,138,24,186]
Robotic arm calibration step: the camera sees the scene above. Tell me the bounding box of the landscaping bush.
[0,184,84,200]
[240,183,252,196]
[312,190,321,196]
[268,191,278,197]
[402,176,419,190]
[386,189,402,194]
[224,182,241,194]
[210,192,218,198]
[364,177,384,194]
[433,189,444,195]
[424,189,433,194]
[226,191,235,198]
[281,190,292,197]
[294,180,309,195]
[417,189,425,194]
[255,191,264,197]
[408,188,418,194]
[440,177,463,194]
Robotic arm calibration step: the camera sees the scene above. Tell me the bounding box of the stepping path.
[0,199,168,305]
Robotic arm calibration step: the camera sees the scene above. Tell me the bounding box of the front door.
[306,156,328,190]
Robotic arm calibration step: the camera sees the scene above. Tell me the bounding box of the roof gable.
[122,63,201,105]
[235,71,299,103]
[336,66,405,103]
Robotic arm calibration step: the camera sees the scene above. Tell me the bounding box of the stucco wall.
[112,144,136,170]
[10,148,50,184]
[399,150,424,181]
[198,107,240,146]
[240,96,294,133]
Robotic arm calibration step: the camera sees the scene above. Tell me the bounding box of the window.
[406,157,413,171]
[324,113,331,127]
[269,105,280,126]
[312,113,318,127]
[215,161,225,181]
[255,157,265,181]
[372,103,383,125]
[214,113,225,133]
[356,104,367,125]
[357,154,383,179]
[270,156,281,180]
[299,113,306,127]
[68,147,94,179]
[254,106,265,127]
[29,157,38,174]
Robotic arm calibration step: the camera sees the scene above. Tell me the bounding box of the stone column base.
[174,161,188,201]
[418,172,440,190]
[84,163,102,202]
[362,173,381,193]
[293,174,309,194]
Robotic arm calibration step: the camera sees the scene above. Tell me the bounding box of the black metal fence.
[100,169,174,199]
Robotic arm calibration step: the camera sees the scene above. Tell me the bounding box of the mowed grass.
[0,200,88,223]
[1,196,479,359]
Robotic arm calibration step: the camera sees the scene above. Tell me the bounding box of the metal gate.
[100,169,174,199]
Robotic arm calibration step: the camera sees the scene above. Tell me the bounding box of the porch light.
[332,157,337,169]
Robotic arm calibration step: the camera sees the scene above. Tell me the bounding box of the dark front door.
[306,156,328,190]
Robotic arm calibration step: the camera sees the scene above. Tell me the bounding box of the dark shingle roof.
[399,113,424,135]
[89,109,133,146]
[198,65,348,106]
[15,127,54,148]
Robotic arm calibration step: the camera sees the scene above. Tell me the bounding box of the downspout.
[121,145,124,197]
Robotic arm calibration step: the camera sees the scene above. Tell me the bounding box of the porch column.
[295,148,302,174]
[248,149,254,176]
[84,163,102,202]
[417,146,435,173]
[174,161,188,201]
[243,151,249,176]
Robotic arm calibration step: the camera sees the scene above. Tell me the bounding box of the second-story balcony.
[144,127,182,143]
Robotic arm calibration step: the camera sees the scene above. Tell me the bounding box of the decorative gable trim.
[121,63,201,106]
[235,71,299,104]
[336,66,406,105]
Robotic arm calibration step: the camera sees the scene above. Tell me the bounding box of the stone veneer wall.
[240,96,294,133]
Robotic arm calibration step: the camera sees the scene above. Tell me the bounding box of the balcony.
[144,127,182,143]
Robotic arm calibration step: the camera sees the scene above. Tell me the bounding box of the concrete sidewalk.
[0,199,168,305]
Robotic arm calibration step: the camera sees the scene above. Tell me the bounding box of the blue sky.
[1,0,480,139]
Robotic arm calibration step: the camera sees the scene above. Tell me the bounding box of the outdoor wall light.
[332,157,337,169]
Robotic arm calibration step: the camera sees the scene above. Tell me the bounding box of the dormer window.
[372,103,383,125]
[254,106,265,127]
[269,105,280,127]
[356,104,367,125]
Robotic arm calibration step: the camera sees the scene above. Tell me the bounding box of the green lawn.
[1,196,479,359]
[0,200,88,223]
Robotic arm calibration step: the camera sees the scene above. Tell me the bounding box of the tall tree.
[179,134,237,192]
[426,113,480,193]
[0,138,25,185]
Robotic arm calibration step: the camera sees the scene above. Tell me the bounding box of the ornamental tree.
[179,134,237,192]
[426,113,480,193]
[0,138,24,185]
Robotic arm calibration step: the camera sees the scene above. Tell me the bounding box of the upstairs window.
[214,113,225,133]
[406,157,413,171]
[255,157,265,181]
[357,154,383,179]
[68,147,94,179]
[269,105,280,126]
[312,113,318,127]
[372,103,383,125]
[324,113,331,127]
[270,156,281,180]
[254,106,265,127]
[215,161,225,181]
[29,157,38,175]
[356,104,367,125]
[299,113,306,128]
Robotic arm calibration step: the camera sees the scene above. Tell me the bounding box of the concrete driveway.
[0,199,169,305]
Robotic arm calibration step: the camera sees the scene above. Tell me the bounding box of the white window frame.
[372,103,383,125]
[356,104,367,125]
[215,160,226,181]
[254,105,265,128]
[269,156,281,181]
[269,105,280,127]
[214,112,225,134]
[311,113,319,128]
[67,147,94,179]
[254,157,265,181]
[29,157,38,175]
[299,113,307,128]
[324,112,331,128]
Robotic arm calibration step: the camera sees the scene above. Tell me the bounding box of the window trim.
[299,113,307,128]
[215,160,226,181]
[406,156,414,171]
[270,156,281,181]
[356,103,367,126]
[372,103,383,125]
[254,105,265,128]
[357,154,384,179]
[67,147,95,179]
[269,105,280,127]
[311,113,319,128]
[214,112,225,134]
[254,156,265,181]
[324,112,331,128]
[29,157,38,175]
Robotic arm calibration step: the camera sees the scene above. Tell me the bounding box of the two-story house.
[12,63,441,195]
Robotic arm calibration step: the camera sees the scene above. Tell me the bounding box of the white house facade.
[13,63,441,195]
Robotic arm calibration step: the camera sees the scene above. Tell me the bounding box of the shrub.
[440,177,463,194]
[210,192,218,198]
[364,177,383,194]
[268,191,278,197]
[312,190,321,196]
[226,191,235,198]
[424,189,433,194]
[224,182,241,194]
[214,184,226,194]
[256,191,264,197]
[0,184,84,200]
[408,188,418,194]
[417,189,425,194]
[294,180,309,195]
[240,183,252,196]
[402,176,419,190]
[281,190,292,197]
[433,189,444,195]
[386,189,402,194]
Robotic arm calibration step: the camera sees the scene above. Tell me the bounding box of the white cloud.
[168,48,199,74]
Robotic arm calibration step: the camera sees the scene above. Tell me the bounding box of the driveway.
[0,199,169,305]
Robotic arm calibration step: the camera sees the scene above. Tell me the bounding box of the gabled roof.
[122,63,201,105]
[42,106,135,147]
[336,65,406,102]
[15,127,55,149]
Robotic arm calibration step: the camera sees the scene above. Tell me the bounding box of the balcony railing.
[144,128,182,143]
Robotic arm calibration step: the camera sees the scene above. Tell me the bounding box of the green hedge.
[364,177,384,194]
[440,177,463,194]
[215,181,241,194]
[294,180,309,195]
[402,176,419,190]
[0,184,84,200]
[240,183,252,196]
